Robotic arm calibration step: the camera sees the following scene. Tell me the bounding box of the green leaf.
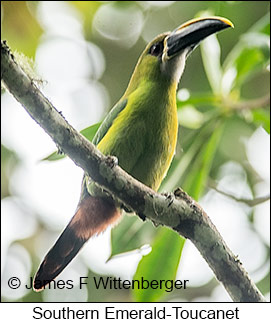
[41,122,101,161]
[182,120,224,199]
[41,150,64,162]
[221,12,270,93]
[249,12,270,35]
[1,144,20,199]
[219,115,255,162]
[196,10,223,94]
[110,215,155,258]
[1,2,43,57]
[161,114,221,192]
[256,270,270,296]
[252,109,270,134]
[236,38,269,79]
[200,34,223,94]
[80,122,101,139]
[132,227,185,302]
[222,13,270,92]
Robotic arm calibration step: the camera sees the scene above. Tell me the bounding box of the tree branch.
[1,41,266,302]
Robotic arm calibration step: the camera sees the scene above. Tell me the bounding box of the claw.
[106,155,118,168]
[162,192,174,207]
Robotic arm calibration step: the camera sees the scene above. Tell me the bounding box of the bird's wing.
[92,98,128,146]
[79,98,128,200]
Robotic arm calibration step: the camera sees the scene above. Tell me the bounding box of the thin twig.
[209,180,270,207]
[230,94,270,111]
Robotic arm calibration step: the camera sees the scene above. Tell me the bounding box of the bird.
[33,16,233,291]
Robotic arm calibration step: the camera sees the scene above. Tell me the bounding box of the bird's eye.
[149,42,163,56]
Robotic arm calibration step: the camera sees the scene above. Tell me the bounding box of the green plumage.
[95,36,179,191]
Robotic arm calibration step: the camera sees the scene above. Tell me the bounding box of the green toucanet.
[34,17,233,291]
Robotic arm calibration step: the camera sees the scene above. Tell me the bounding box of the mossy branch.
[1,41,266,302]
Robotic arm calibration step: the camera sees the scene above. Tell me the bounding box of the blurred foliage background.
[1,1,270,302]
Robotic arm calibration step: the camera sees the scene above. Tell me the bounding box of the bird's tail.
[33,195,121,291]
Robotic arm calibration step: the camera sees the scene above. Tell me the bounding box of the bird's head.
[126,17,233,93]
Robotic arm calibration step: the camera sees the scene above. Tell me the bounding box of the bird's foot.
[174,187,194,205]
[106,155,118,168]
[162,191,175,207]
[56,144,64,155]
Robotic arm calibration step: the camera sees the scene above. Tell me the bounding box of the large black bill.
[167,18,232,57]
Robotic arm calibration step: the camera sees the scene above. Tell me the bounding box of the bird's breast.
[132,95,178,190]
[98,82,178,191]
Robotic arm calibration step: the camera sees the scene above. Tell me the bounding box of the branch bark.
[1,41,266,302]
